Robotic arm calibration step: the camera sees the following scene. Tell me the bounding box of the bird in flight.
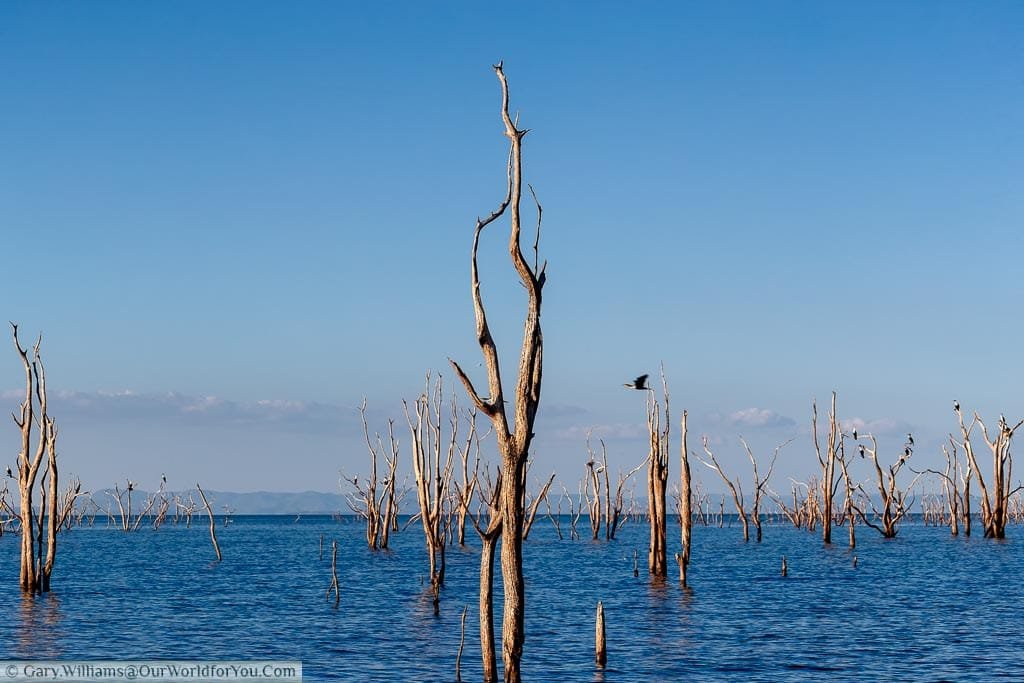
[623,374,649,390]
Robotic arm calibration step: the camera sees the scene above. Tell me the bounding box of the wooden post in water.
[595,601,607,667]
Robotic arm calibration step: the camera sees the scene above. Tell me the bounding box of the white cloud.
[841,416,911,437]
[706,407,796,430]
[553,422,648,441]
[1,388,364,435]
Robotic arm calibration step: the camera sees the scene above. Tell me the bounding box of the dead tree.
[853,434,920,538]
[404,374,456,590]
[195,483,222,561]
[740,436,785,543]
[453,409,487,546]
[10,325,63,593]
[698,437,749,542]
[607,456,645,541]
[956,404,1023,539]
[920,437,966,536]
[675,410,692,586]
[584,436,604,540]
[448,62,546,683]
[836,438,858,548]
[812,393,842,544]
[640,371,671,576]
[562,483,582,540]
[521,469,554,541]
[347,400,401,549]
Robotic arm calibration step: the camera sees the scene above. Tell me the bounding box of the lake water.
[0,514,1021,681]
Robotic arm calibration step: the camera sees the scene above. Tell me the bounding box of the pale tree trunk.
[957,405,1022,539]
[812,393,841,545]
[404,375,456,590]
[644,372,670,577]
[463,467,503,683]
[450,62,545,683]
[676,410,692,586]
[11,324,60,594]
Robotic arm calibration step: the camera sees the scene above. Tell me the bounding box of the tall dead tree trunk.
[675,410,692,586]
[584,435,603,540]
[642,372,671,576]
[11,324,61,594]
[812,393,842,545]
[449,63,546,683]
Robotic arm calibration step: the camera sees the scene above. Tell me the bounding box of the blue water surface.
[0,514,1020,682]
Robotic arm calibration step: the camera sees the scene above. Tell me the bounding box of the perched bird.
[858,444,866,458]
[852,429,858,440]
[904,447,911,457]
[5,466,12,478]
[954,400,960,412]
[624,374,649,390]
[907,433,914,446]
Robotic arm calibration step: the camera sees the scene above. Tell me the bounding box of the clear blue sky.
[2,1,1022,494]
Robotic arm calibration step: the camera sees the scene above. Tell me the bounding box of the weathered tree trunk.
[449,63,545,683]
[957,405,1021,539]
[812,393,840,545]
[11,325,60,594]
[644,377,670,577]
[676,410,692,586]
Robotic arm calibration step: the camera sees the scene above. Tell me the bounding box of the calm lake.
[0,514,1021,681]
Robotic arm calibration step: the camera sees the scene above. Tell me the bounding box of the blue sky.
[2,2,1022,494]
